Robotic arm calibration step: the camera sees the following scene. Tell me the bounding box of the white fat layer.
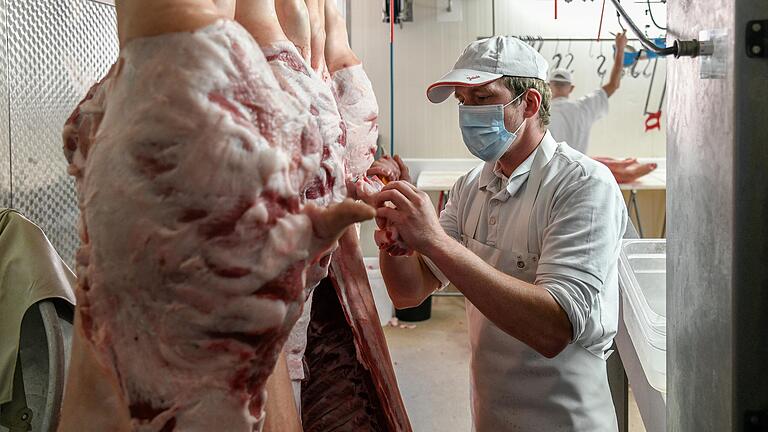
[69,20,322,431]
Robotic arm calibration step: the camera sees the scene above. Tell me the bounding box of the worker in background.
[548,31,627,155]
[371,36,627,431]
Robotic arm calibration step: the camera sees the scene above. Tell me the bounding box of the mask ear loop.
[502,90,529,135]
[511,117,527,135]
[503,89,526,108]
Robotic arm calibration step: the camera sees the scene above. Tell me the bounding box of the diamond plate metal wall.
[7,0,117,265]
[0,0,10,209]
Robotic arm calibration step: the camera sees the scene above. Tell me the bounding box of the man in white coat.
[374,36,627,431]
[548,31,628,154]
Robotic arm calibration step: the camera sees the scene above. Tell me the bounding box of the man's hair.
[501,76,551,128]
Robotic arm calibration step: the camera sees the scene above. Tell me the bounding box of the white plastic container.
[364,257,394,326]
[618,239,667,393]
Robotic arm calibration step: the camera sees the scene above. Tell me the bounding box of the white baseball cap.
[548,68,573,84]
[426,36,549,104]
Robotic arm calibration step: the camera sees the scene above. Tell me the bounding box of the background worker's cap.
[548,68,574,84]
[426,36,549,104]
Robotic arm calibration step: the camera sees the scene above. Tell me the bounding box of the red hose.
[597,0,607,40]
[390,0,394,43]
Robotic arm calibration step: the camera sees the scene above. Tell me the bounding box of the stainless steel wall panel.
[7,0,117,265]
[0,0,10,208]
[667,1,735,430]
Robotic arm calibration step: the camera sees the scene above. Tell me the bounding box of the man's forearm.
[380,252,439,308]
[603,47,625,96]
[423,234,572,358]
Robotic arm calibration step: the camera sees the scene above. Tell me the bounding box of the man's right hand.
[366,155,411,183]
[615,31,628,53]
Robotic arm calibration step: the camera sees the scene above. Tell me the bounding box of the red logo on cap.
[466,75,481,81]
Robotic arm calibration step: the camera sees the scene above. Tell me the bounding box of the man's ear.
[522,89,542,119]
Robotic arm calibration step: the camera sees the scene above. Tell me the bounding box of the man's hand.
[375,181,446,254]
[615,30,628,52]
[366,155,411,183]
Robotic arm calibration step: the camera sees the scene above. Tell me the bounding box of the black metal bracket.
[746,20,768,58]
[745,410,768,432]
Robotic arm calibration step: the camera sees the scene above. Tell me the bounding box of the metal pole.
[345,0,352,45]
[491,0,495,36]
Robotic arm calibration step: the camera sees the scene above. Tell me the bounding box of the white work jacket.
[548,88,609,154]
[424,131,627,431]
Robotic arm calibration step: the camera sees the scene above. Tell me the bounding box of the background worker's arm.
[602,31,628,97]
[263,351,303,432]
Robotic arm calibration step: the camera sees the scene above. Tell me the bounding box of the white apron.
[461,147,618,432]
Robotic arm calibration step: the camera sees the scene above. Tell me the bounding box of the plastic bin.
[364,257,394,326]
[618,239,667,393]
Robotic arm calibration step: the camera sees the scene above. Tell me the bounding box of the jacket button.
[517,260,525,269]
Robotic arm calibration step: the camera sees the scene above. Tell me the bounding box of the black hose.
[646,0,667,31]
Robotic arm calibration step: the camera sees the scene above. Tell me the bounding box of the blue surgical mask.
[459,93,526,161]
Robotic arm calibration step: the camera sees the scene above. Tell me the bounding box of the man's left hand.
[375,181,446,254]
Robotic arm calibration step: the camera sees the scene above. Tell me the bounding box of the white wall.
[350,0,668,158]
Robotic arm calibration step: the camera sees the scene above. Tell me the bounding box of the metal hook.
[616,11,626,32]
[565,53,575,72]
[630,60,641,78]
[551,39,562,67]
[642,58,653,77]
[537,36,545,52]
[553,53,563,68]
[597,54,607,82]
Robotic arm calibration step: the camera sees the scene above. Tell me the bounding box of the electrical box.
[382,0,414,24]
